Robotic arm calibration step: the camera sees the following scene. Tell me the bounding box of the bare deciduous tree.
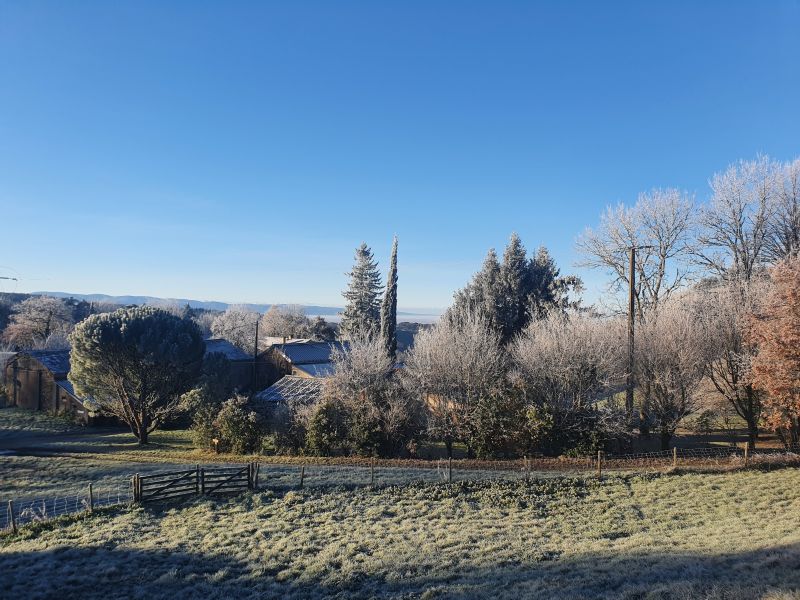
[260,305,313,339]
[403,311,506,457]
[210,305,260,352]
[510,311,628,451]
[1,296,74,349]
[696,155,779,281]
[696,279,766,448]
[636,296,706,449]
[577,188,695,315]
[322,335,419,456]
[765,157,800,262]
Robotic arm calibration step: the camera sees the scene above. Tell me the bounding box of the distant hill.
[32,291,442,323]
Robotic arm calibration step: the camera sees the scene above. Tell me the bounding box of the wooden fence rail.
[132,463,258,504]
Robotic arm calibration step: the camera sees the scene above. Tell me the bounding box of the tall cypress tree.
[340,243,384,340]
[380,236,399,360]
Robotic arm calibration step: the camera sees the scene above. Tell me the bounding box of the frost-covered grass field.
[3,469,800,599]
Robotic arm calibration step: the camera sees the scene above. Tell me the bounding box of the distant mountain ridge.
[32,291,441,322]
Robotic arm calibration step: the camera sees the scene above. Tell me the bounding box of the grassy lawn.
[2,469,800,599]
[0,407,86,437]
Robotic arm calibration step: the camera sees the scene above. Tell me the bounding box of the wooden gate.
[132,463,259,504]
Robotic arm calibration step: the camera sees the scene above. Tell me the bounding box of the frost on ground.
[2,470,800,599]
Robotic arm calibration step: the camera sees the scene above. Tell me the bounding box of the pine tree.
[380,236,399,360]
[340,243,384,340]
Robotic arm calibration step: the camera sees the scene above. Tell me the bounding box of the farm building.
[253,375,324,408]
[3,349,89,422]
[203,338,257,391]
[260,340,347,386]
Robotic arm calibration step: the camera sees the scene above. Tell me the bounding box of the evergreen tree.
[380,236,399,360]
[450,233,582,343]
[499,232,530,339]
[340,243,384,340]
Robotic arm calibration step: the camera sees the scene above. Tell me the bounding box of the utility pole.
[252,320,259,392]
[626,246,636,417]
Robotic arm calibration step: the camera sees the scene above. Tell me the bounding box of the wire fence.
[4,444,800,533]
[2,483,132,531]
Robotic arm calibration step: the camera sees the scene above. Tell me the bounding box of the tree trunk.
[138,428,148,445]
[746,418,758,450]
[660,430,672,451]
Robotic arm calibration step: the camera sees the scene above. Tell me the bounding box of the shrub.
[305,398,348,456]
[213,396,263,454]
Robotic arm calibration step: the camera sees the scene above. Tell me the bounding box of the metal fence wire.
[2,484,132,531]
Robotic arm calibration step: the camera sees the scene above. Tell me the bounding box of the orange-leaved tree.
[748,256,800,447]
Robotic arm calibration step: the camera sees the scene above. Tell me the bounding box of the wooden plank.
[140,471,196,497]
[138,469,197,481]
[204,470,249,494]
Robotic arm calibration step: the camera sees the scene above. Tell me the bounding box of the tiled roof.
[253,376,324,407]
[204,339,251,361]
[275,341,347,365]
[26,350,71,377]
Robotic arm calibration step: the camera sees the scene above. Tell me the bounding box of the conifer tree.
[380,236,399,360]
[450,233,582,343]
[499,232,530,340]
[340,243,384,340]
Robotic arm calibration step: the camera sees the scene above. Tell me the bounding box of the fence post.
[253,462,260,491]
[370,458,375,489]
[88,483,94,513]
[195,464,200,495]
[8,500,16,534]
[672,447,677,468]
[744,443,749,468]
[247,462,253,489]
[597,450,603,480]
[448,457,453,483]
[200,468,206,495]
[299,465,305,489]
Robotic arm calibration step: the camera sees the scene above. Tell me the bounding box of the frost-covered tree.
[69,307,204,444]
[577,188,695,315]
[380,236,399,360]
[511,312,627,454]
[696,156,778,282]
[635,296,706,449]
[340,243,383,340]
[260,305,312,339]
[403,311,506,457]
[451,234,580,343]
[210,305,260,352]
[1,296,74,349]
[696,279,766,448]
[766,157,800,261]
[322,335,419,456]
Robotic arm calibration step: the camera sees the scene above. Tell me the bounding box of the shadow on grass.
[2,540,799,599]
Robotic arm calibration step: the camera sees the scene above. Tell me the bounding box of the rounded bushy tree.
[69,306,204,444]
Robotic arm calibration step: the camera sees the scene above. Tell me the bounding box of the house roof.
[274,341,347,365]
[294,363,337,378]
[25,350,71,378]
[253,375,324,406]
[55,379,78,398]
[204,338,250,361]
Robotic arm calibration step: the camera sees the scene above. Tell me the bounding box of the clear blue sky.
[1,1,798,310]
